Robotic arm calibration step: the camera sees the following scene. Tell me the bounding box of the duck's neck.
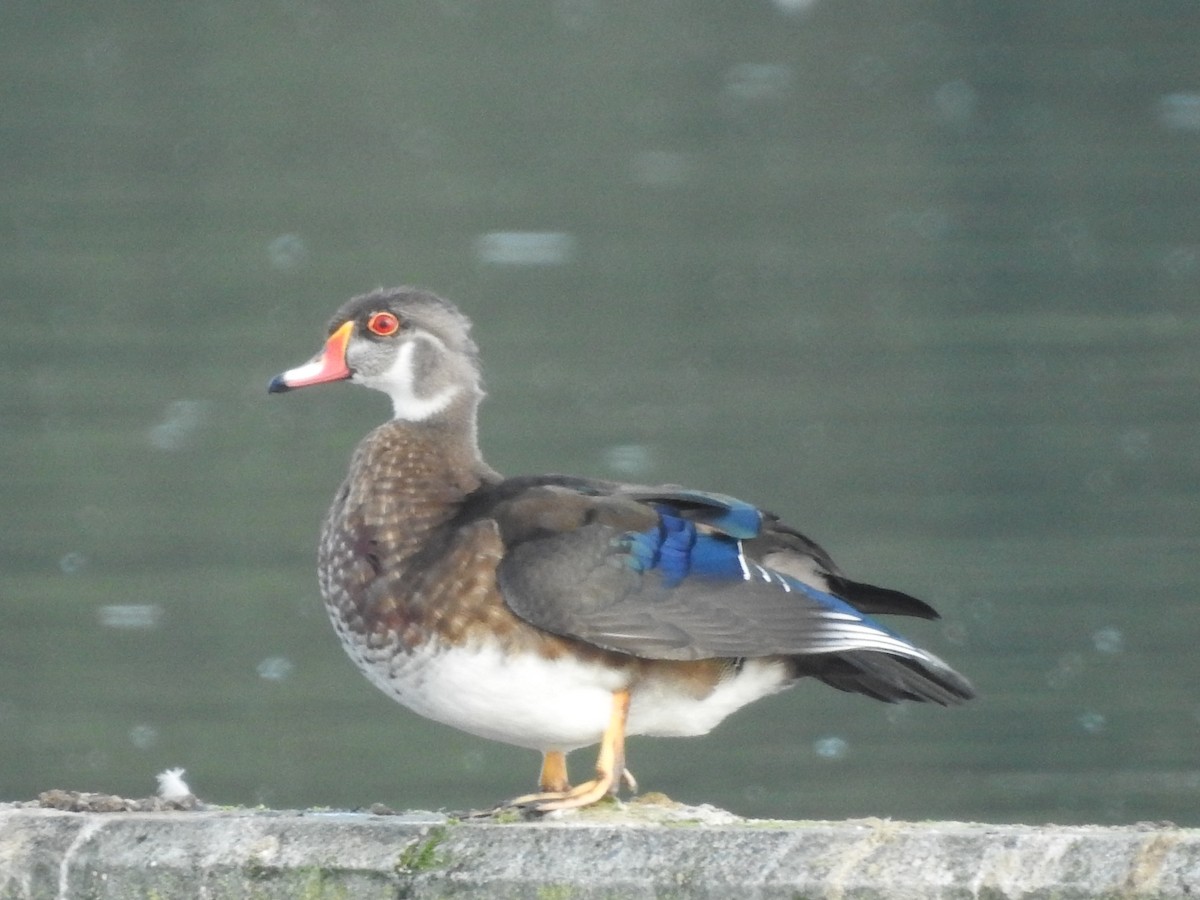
[352,396,499,510]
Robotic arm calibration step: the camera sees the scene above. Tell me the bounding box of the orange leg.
[538,750,571,793]
[509,689,632,812]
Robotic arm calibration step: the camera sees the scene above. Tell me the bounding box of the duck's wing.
[474,479,973,704]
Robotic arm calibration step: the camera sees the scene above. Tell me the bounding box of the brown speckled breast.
[318,420,636,665]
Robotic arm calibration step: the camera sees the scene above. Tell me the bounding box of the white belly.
[628,657,792,738]
[339,630,792,752]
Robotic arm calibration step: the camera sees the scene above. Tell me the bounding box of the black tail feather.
[793,649,975,706]
[830,578,941,621]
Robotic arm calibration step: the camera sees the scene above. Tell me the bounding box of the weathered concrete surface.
[1,801,1197,899]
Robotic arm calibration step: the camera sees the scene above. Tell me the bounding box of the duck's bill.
[268,320,354,393]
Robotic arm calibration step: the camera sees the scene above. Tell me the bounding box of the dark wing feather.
[794,650,974,705]
[826,577,941,620]
[482,479,973,704]
[497,522,899,659]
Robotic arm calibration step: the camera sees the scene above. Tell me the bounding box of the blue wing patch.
[622,512,741,587]
[625,488,763,539]
[671,490,762,540]
[619,505,915,648]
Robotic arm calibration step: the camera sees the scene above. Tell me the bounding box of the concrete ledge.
[1,801,1197,899]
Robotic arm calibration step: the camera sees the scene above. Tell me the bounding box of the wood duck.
[268,286,974,813]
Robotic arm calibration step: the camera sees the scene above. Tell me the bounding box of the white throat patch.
[361,335,462,421]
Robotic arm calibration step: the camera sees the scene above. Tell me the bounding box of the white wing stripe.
[807,621,932,659]
[735,541,753,581]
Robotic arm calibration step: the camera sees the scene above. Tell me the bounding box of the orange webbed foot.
[505,690,632,813]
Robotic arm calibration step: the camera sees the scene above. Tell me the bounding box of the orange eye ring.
[366,311,401,337]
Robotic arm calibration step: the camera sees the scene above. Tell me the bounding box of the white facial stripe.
[362,334,461,421]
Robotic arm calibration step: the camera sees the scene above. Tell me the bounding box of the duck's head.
[269,287,484,422]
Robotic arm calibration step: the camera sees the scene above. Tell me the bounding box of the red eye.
[366,311,401,337]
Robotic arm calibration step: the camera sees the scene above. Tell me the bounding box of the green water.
[3,2,1199,824]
